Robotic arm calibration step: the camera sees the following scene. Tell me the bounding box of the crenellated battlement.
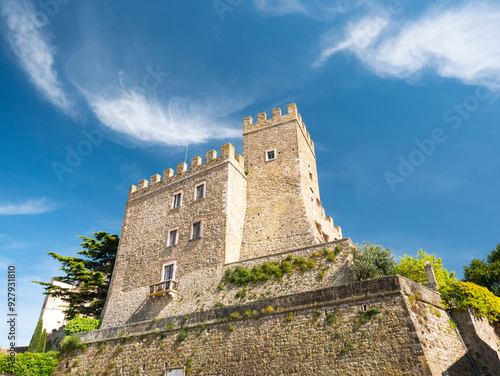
[243,103,315,155]
[128,143,245,198]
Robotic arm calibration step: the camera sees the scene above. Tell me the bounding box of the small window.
[308,163,313,177]
[163,263,175,281]
[310,196,315,213]
[165,368,184,376]
[194,183,205,200]
[192,221,202,239]
[167,229,178,246]
[265,149,276,161]
[172,192,182,208]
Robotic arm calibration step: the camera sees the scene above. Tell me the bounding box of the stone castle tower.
[101,103,342,328]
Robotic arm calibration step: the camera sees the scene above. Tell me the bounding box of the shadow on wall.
[444,353,480,376]
[126,296,169,324]
[448,309,500,376]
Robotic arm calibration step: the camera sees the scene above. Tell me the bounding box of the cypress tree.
[28,319,43,352]
[37,329,47,353]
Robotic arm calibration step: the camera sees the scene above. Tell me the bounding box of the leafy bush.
[440,282,500,323]
[223,251,326,287]
[0,351,58,376]
[393,250,457,286]
[350,242,396,281]
[229,312,241,319]
[64,317,101,335]
[59,335,87,354]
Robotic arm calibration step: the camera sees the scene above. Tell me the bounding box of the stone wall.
[101,146,247,329]
[57,276,477,376]
[450,308,500,376]
[241,107,317,260]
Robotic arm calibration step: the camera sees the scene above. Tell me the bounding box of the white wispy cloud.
[0,198,56,215]
[1,0,72,112]
[253,0,364,20]
[315,2,500,90]
[83,88,242,146]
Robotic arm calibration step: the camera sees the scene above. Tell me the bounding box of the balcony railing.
[148,279,178,298]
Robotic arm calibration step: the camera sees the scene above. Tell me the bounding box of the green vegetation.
[341,339,353,353]
[33,232,119,319]
[222,253,323,287]
[177,328,189,342]
[59,335,87,354]
[326,309,338,324]
[350,242,395,281]
[440,281,500,323]
[0,351,58,376]
[235,288,247,299]
[229,312,241,319]
[325,248,337,262]
[285,311,294,322]
[166,322,175,330]
[28,319,44,353]
[315,309,322,317]
[65,317,101,335]
[214,301,224,308]
[463,243,500,296]
[186,356,193,372]
[261,306,274,314]
[357,307,380,323]
[393,250,457,286]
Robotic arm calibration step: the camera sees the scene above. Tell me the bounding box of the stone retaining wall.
[57,276,478,375]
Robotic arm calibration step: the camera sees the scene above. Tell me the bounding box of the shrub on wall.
[0,351,58,376]
[440,281,500,323]
[64,317,101,335]
[350,242,395,281]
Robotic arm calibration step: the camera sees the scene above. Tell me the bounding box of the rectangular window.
[192,221,202,239]
[265,149,276,161]
[165,368,184,376]
[308,163,313,177]
[164,264,175,281]
[168,229,178,246]
[172,192,182,208]
[311,196,315,213]
[195,183,205,200]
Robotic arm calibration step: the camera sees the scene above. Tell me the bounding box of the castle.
[100,103,345,328]
[57,104,499,376]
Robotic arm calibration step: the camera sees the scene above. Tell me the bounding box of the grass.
[357,307,380,323]
[261,306,274,314]
[326,309,338,324]
[235,288,247,299]
[230,312,241,320]
[177,328,189,342]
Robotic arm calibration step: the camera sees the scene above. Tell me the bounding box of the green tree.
[37,329,47,353]
[350,242,396,280]
[463,243,500,296]
[33,231,119,319]
[393,250,457,287]
[28,319,43,353]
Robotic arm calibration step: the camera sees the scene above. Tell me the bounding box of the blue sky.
[1,0,499,346]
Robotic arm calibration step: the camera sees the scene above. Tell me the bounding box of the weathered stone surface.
[450,309,500,376]
[57,277,478,376]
